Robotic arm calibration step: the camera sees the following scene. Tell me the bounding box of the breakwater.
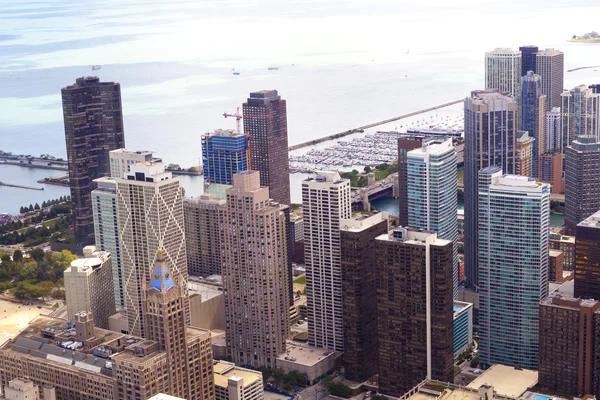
[0,181,44,191]
[288,99,463,151]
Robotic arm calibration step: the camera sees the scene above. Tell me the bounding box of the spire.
[149,249,177,292]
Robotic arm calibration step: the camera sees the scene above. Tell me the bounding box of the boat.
[568,32,600,43]
[268,64,279,71]
[231,68,240,75]
[92,65,101,70]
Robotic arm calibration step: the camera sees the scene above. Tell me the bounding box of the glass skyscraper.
[478,167,550,370]
[521,71,546,177]
[407,137,459,296]
[201,129,249,185]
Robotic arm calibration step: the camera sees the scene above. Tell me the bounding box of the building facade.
[303,172,352,352]
[561,85,600,148]
[64,246,116,329]
[574,211,600,300]
[548,249,565,283]
[213,361,263,400]
[464,90,518,290]
[545,107,562,153]
[515,130,534,177]
[109,149,158,179]
[2,378,41,400]
[539,295,600,396]
[202,129,249,185]
[564,136,600,232]
[340,212,388,382]
[550,233,575,271]
[407,138,458,298]
[485,48,522,104]
[521,72,546,176]
[519,45,538,77]
[61,76,125,244]
[536,48,564,111]
[478,168,549,369]
[116,160,189,337]
[242,90,290,206]
[219,171,289,368]
[397,136,425,226]
[183,195,226,277]
[453,301,474,357]
[376,228,454,397]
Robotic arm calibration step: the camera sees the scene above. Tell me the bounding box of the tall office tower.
[92,176,123,308]
[242,90,290,205]
[202,129,249,185]
[545,107,562,153]
[397,136,425,226]
[550,233,576,271]
[464,90,517,290]
[591,84,600,94]
[375,228,454,397]
[515,130,534,177]
[574,211,600,300]
[406,138,458,298]
[219,171,289,368]
[478,167,550,369]
[539,295,600,397]
[303,172,352,352]
[340,212,389,382]
[62,76,125,244]
[539,152,565,194]
[116,160,189,338]
[485,48,522,105]
[564,136,600,232]
[144,250,214,400]
[561,85,600,147]
[519,45,538,77]
[64,246,115,329]
[183,194,226,277]
[109,149,159,179]
[548,249,565,283]
[521,72,547,176]
[537,48,564,111]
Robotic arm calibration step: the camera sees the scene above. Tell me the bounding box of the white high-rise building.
[478,167,550,370]
[109,149,159,179]
[545,107,562,153]
[116,159,189,337]
[561,85,600,147]
[485,48,522,104]
[303,172,351,352]
[407,138,459,297]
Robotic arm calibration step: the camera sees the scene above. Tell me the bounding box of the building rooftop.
[549,279,574,297]
[68,257,107,272]
[549,233,575,244]
[453,301,472,316]
[148,394,186,400]
[204,128,245,138]
[376,228,452,247]
[548,249,563,257]
[408,137,453,157]
[578,209,600,228]
[213,361,262,388]
[276,343,339,367]
[340,212,388,232]
[466,364,538,398]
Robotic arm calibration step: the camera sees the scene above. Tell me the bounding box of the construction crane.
[223,107,243,134]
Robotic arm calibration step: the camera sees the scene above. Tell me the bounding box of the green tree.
[363,166,372,173]
[167,163,181,170]
[29,248,45,262]
[19,206,26,214]
[12,249,23,262]
[470,356,480,368]
[1,254,11,264]
[38,281,55,301]
[20,261,38,280]
[372,396,388,400]
[42,201,47,208]
[34,203,40,210]
[28,204,34,212]
[328,383,351,398]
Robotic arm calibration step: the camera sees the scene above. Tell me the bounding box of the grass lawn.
[16,217,61,234]
[457,169,464,180]
[293,275,306,284]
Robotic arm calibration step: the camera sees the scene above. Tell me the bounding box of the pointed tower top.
[149,249,176,292]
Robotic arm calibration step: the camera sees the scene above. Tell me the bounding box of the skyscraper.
[219,171,289,368]
[242,90,290,205]
[564,136,600,232]
[485,48,522,104]
[109,149,159,179]
[545,107,562,153]
[116,160,189,338]
[407,138,458,298]
[303,172,351,352]
[574,210,600,300]
[64,246,115,329]
[464,90,517,290]
[515,130,534,177]
[521,71,547,176]
[376,228,454,397]
[340,212,388,382]
[561,85,600,147]
[62,76,125,244]
[183,195,226,277]
[539,295,600,397]
[202,129,249,185]
[478,167,549,369]
[397,136,425,227]
[536,48,564,112]
[519,45,538,77]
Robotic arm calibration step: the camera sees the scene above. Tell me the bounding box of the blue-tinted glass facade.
[202,131,249,185]
[521,72,544,177]
[453,302,472,357]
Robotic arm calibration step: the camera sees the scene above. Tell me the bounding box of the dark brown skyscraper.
[340,212,388,382]
[62,76,125,244]
[397,136,424,227]
[539,295,600,397]
[375,228,454,397]
[575,210,600,300]
[243,90,290,206]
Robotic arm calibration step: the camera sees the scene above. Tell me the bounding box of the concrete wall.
[190,293,225,331]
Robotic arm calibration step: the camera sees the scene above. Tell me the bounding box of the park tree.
[19,206,26,214]
[364,166,372,173]
[42,201,47,208]
[12,249,23,262]
[20,261,38,280]
[28,204,34,212]
[29,248,45,262]
[34,203,40,210]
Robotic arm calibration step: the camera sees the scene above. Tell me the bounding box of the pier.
[288,99,463,151]
[0,181,44,191]
[567,65,600,72]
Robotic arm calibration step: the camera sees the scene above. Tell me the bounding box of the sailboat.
[268,64,279,71]
[232,68,240,75]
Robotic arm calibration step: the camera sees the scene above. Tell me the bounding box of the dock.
[0,181,44,191]
[567,65,600,72]
[288,99,463,152]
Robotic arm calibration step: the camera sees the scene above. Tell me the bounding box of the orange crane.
[223,107,253,169]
